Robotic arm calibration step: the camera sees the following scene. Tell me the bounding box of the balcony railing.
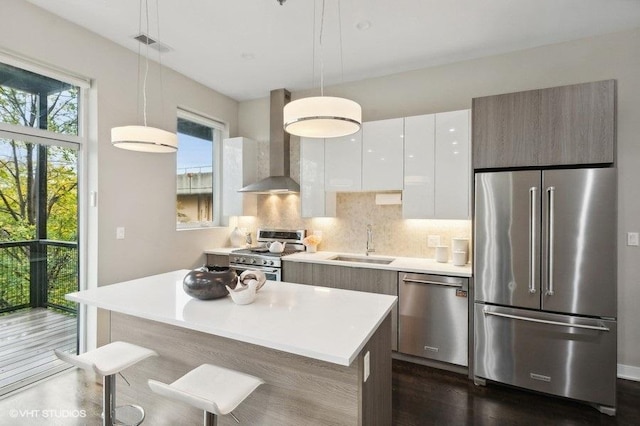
[0,240,78,315]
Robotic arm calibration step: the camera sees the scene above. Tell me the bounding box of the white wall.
[239,28,640,370]
[2,0,239,344]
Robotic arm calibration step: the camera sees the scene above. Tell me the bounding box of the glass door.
[0,61,80,396]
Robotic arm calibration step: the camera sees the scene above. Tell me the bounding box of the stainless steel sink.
[329,255,395,265]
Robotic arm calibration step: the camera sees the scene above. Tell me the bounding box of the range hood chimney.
[238,89,300,193]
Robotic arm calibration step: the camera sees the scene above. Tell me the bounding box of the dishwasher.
[398,272,469,366]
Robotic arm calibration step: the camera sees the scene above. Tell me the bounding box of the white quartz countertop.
[67,270,397,367]
[204,247,472,277]
[204,247,237,255]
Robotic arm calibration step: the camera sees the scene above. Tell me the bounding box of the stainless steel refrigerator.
[473,167,617,415]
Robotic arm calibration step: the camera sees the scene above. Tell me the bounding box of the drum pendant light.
[111,0,177,153]
[283,0,361,139]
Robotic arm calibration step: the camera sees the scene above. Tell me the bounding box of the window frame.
[176,108,227,230]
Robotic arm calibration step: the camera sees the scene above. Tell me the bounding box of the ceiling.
[25,0,640,101]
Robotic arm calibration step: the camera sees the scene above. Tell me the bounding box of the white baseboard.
[617,364,640,381]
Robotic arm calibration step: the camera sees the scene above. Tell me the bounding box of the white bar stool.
[55,341,157,426]
[148,364,264,425]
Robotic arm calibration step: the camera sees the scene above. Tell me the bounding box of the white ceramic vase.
[230,227,246,248]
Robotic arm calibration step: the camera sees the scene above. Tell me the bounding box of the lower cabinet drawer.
[474,304,616,408]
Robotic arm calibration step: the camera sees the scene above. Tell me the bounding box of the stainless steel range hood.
[239,89,300,194]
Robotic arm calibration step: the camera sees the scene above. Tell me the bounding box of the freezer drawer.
[474,304,616,408]
[399,273,468,366]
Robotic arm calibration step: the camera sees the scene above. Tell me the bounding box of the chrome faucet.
[366,224,375,256]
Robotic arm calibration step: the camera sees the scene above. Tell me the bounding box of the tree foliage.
[0,79,78,312]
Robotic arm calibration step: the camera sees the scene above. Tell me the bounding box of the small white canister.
[453,250,467,266]
[435,246,449,263]
[451,238,469,263]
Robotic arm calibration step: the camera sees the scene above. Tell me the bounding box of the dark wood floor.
[393,360,640,425]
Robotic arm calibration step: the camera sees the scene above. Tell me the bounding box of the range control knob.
[268,260,275,266]
[250,258,256,264]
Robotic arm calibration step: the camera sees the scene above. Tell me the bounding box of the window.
[0,62,79,136]
[176,110,224,229]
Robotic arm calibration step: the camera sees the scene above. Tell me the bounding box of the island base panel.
[110,312,391,425]
[360,313,392,426]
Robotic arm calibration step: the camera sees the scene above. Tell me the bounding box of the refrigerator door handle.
[484,309,610,332]
[546,186,555,296]
[529,186,537,294]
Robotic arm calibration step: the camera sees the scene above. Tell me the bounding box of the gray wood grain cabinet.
[282,260,313,285]
[283,261,398,350]
[472,80,615,169]
[205,254,229,266]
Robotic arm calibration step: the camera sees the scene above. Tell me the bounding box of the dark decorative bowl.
[183,265,237,300]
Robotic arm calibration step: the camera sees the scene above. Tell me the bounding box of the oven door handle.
[229,263,282,281]
[229,264,279,274]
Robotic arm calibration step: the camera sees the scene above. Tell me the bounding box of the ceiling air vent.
[133,33,172,53]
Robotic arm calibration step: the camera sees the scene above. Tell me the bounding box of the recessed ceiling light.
[241,53,255,60]
[449,128,456,132]
[356,20,372,31]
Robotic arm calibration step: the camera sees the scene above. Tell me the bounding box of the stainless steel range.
[229,228,306,281]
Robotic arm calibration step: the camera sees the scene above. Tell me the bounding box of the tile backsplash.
[235,192,471,260]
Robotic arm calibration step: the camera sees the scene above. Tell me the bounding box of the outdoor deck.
[0,308,77,396]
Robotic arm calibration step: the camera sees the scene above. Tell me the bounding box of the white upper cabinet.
[325,130,362,192]
[222,137,257,217]
[313,111,469,220]
[403,114,436,219]
[402,110,470,219]
[434,110,470,219]
[300,138,336,218]
[362,118,404,191]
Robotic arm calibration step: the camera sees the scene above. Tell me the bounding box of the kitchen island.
[67,270,396,425]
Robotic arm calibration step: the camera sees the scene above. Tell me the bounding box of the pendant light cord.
[156,0,166,128]
[319,0,326,96]
[142,0,150,127]
[311,0,316,91]
[338,0,344,84]
[136,0,142,126]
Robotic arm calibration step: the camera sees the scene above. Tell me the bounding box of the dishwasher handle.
[401,277,464,288]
